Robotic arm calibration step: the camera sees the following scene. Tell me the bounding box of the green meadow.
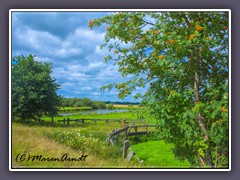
[12,111,191,168]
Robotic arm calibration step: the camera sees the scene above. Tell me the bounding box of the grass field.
[111,104,143,109]
[130,141,190,168]
[42,111,140,122]
[11,111,191,169]
[58,105,142,112]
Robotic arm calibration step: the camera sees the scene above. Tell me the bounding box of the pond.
[58,109,129,116]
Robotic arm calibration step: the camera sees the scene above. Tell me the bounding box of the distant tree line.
[61,98,107,109]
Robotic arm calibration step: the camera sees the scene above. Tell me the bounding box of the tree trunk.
[194,60,214,168]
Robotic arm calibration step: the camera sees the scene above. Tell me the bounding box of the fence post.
[124,126,128,140]
[123,140,130,158]
[63,118,66,125]
[108,134,114,146]
[67,118,70,125]
[133,123,137,133]
[106,119,109,124]
[82,119,84,124]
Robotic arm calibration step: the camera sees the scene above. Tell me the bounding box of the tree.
[81,98,93,107]
[61,98,70,107]
[92,101,107,109]
[90,11,229,167]
[12,54,61,121]
[107,103,114,110]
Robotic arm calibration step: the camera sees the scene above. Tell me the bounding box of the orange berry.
[221,107,227,113]
[106,26,110,31]
[88,20,93,27]
[158,55,164,59]
[119,83,124,88]
[170,39,175,44]
[196,25,203,32]
[189,34,195,39]
[154,30,159,35]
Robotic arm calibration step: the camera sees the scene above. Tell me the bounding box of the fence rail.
[107,124,157,145]
[106,124,157,161]
[57,118,144,125]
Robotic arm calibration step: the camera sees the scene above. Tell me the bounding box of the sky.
[11,11,145,102]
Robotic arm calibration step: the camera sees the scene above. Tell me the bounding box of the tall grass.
[11,123,137,168]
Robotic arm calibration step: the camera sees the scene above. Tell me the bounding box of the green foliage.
[12,54,61,120]
[44,129,121,159]
[60,98,106,110]
[90,12,229,167]
[92,101,104,109]
[107,103,114,110]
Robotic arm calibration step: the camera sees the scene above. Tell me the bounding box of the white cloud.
[61,82,75,88]
[34,56,52,63]
[81,86,92,90]
[12,12,143,102]
[92,92,100,95]
[14,28,84,59]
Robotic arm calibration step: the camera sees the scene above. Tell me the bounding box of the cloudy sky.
[11,11,144,102]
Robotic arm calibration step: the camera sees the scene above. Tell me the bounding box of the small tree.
[93,101,107,109]
[107,104,114,110]
[12,54,61,121]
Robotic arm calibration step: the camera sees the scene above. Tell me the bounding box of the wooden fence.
[106,124,156,145]
[106,124,157,162]
[57,118,144,125]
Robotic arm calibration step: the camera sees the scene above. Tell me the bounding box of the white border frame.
[9,9,231,171]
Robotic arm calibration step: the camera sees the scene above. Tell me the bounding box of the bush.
[107,104,114,110]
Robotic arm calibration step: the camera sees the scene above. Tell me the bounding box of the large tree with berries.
[90,11,229,167]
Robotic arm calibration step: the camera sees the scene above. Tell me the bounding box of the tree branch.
[181,13,190,27]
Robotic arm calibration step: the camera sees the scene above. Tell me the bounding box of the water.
[59,109,129,116]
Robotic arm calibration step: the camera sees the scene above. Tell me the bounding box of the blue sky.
[11,11,144,102]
